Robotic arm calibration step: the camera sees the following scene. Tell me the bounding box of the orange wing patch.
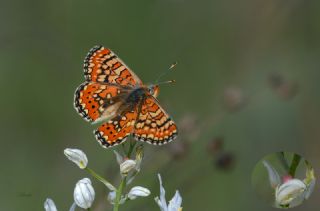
[84,46,142,87]
[133,97,178,145]
[74,81,125,122]
[94,109,138,148]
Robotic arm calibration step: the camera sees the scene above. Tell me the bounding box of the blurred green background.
[1,0,320,210]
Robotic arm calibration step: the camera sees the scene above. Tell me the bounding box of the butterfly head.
[148,79,176,98]
[148,85,160,97]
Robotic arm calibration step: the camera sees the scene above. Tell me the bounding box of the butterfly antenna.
[155,61,178,83]
[156,79,176,86]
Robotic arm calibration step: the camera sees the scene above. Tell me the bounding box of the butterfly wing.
[84,46,143,87]
[74,81,129,123]
[133,97,178,145]
[94,108,139,148]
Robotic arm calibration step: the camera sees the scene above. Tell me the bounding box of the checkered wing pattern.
[83,46,142,87]
[74,81,128,123]
[94,108,138,148]
[133,97,178,145]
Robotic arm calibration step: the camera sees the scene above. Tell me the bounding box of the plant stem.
[85,167,116,191]
[113,140,137,211]
[113,176,127,211]
[288,153,301,177]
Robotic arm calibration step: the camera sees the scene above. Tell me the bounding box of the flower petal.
[64,148,88,169]
[275,179,306,206]
[262,160,281,188]
[168,191,182,211]
[153,174,169,211]
[128,186,151,200]
[73,178,95,209]
[120,159,136,175]
[44,198,58,211]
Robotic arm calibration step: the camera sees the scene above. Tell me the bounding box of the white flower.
[128,186,151,200]
[64,148,88,169]
[44,198,58,211]
[168,191,182,211]
[262,160,281,188]
[73,178,95,209]
[275,179,306,207]
[155,174,183,211]
[120,159,136,175]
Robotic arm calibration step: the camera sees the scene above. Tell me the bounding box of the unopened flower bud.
[275,179,306,206]
[74,178,95,209]
[128,186,151,200]
[64,148,88,169]
[120,159,136,175]
[44,198,57,211]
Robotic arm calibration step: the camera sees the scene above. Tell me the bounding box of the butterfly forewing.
[84,46,142,87]
[133,97,178,145]
[74,81,127,123]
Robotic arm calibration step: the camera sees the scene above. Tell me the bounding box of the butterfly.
[74,46,178,148]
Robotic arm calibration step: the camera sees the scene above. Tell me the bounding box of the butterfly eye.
[149,88,154,95]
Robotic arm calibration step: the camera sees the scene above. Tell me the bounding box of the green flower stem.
[113,176,127,211]
[288,153,301,177]
[113,140,137,211]
[85,167,116,191]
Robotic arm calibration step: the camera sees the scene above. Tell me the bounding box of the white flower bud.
[275,179,306,206]
[64,148,88,169]
[120,159,136,175]
[73,178,95,209]
[128,186,151,200]
[44,198,58,211]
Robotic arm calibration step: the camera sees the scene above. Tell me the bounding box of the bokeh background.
[1,0,320,210]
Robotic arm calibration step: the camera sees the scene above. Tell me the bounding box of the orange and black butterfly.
[74,46,178,148]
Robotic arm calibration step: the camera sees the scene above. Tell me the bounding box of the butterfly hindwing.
[94,108,138,148]
[84,46,142,87]
[74,81,127,123]
[133,97,178,145]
